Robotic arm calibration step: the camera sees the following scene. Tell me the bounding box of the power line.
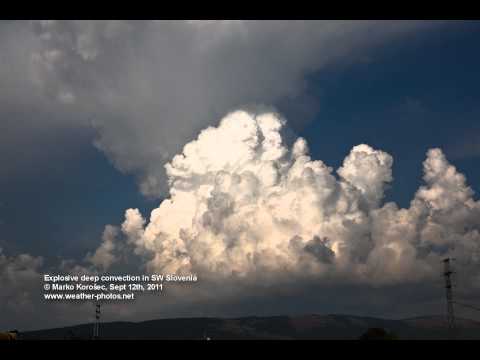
[453,301,480,313]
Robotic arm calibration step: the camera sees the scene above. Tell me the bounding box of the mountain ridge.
[20,314,480,340]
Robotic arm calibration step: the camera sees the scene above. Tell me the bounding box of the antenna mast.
[93,302,101,340]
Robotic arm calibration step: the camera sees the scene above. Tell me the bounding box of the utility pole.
[443,257,456,339]
[93,302,101,340]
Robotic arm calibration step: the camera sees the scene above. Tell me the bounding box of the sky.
[1,20,480,331]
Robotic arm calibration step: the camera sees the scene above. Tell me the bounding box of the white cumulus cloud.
[105,110,480,292]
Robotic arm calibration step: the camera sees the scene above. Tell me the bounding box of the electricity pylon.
[443,257,456,339]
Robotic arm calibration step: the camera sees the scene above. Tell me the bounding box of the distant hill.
[20,314,480,340]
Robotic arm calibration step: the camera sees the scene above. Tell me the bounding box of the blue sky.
[301,21,480,207]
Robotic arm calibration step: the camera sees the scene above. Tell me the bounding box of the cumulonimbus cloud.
[3,20,478,330]
[93,110,480,291]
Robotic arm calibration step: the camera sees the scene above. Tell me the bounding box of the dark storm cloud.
[6,20,443,197]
